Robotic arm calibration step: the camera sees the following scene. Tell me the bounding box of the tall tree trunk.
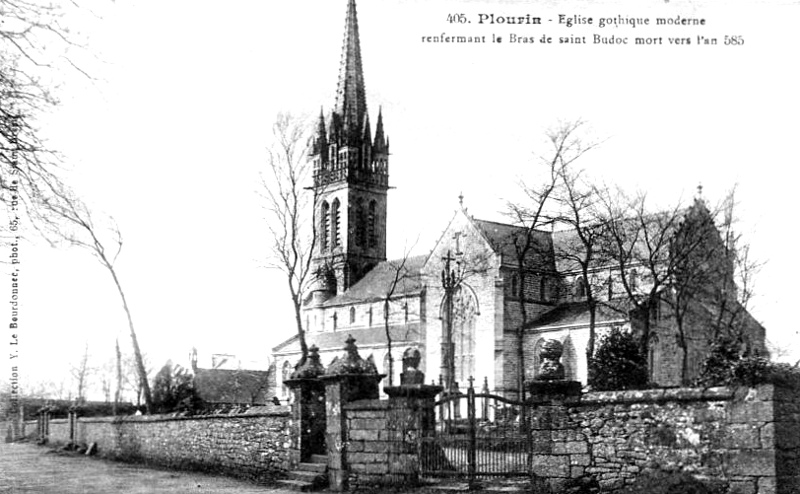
[291,287,309,368]
[384,299,393,386]
[106,262,152,413]
[517,270,528,401]
[114,338,121,416]
[586,299,597,372]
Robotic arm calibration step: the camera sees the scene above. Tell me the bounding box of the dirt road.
[0,442,289,493]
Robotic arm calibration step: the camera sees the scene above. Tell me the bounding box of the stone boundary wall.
[48,418,71,444]
[530,384,800,493]
[342,385,800,494]
[62,411,291,483]
[22,419,36,439]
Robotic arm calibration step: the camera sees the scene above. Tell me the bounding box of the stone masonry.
[529,384,791,493]
[47,411,291,484]
[339,383,800,493]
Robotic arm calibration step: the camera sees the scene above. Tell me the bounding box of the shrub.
[588,327,648,391]
[696,337,800,387]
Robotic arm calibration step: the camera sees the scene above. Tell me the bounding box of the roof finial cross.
[458,191,464,207]
[697,183,704,199]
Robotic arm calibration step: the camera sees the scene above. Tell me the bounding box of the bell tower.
[310,0,389,300]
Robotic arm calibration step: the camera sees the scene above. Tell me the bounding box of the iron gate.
[420,378,536,482]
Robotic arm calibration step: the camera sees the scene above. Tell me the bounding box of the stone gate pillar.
[322,335,384,491]
[37,406,50,444]
[284,345,327,468]
[384,348,443,486]
[68,405,80,446]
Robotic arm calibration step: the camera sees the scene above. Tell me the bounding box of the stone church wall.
[55,411,291,483]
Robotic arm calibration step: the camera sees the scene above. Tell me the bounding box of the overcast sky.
[4,0,798,397]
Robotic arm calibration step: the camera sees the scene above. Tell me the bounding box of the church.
[271,0,766,399]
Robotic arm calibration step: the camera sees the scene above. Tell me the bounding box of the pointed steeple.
[373,107,387,154]
[312,108,328,159]
[309,0,390,297]
[334,0,367,145]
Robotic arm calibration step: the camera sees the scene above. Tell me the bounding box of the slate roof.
[524,301,629,330]
[551,229,583,273]
[193,367,273,405]
[473,219,554,270]
[273,323,422,354]
[321,255,427,307]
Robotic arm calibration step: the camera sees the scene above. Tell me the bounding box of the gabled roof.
[321,255,427,307]
[473,219,554,270]
[524,301,628,330]
[273,323,423,356]
[193,367,273,405]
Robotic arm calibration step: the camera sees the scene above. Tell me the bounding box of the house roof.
[473,219,554,270]
[321,254,427,307]
[193,367,272,404]
[273,323,422,355]
[524,301,628,330]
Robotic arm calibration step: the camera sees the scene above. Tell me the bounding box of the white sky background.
[4,0,799,396]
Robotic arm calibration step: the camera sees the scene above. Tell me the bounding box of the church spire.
[334,0,367,145]
[310,0,389,297]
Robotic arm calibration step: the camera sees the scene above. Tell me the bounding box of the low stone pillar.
[284,345,326,468]
[321,335,384,491]
[68,405,81,446]
[384,354,443,486]
[37,407,50,444]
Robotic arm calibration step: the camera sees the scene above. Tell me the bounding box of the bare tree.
[1,1,94,226]
[120,350,151,409]
[597,189,684,360]
[711,187,764,345]
[70,342,93,404]
[36,183,153,412]
[596,187,732,384]
[504,120,596,398]
[114,338,122,414]
[552,167,606,370]
[665,195,733,383]
[379,244,421,386]
[260,113,319,367]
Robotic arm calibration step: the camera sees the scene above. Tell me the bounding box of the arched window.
[368,306,373,326]
[403,303,409,323]
[574,276,586,298]
[452,286,477,388]
[539,277,547,301]
[368,200,377,248]
[331,198,341,247]
[629,269,638,291]
[607,275,614,300]
[333,311,338,331]
[355,198,366,247]
[349,306,356,324]
[320,201,330,251]
[511,274,518,297]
